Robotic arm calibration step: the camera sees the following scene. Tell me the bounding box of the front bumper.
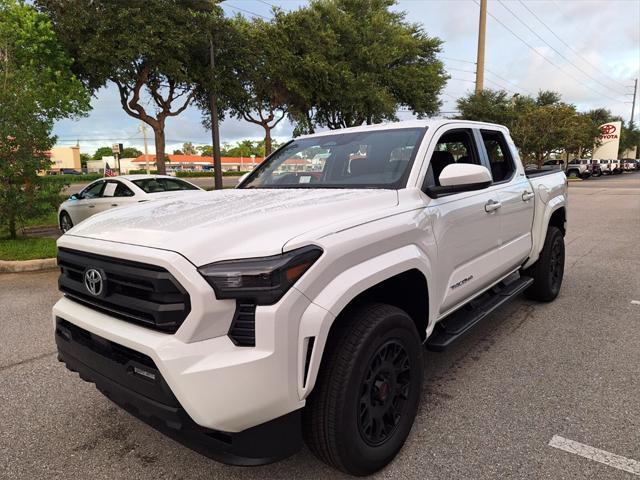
[55,316,302,465]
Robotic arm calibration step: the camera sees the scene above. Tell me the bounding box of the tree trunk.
[264,125,272,157]
[154,128,167,175]
[8,211,16,240]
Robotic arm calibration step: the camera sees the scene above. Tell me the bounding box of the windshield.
[132,178,200,193]
[240,127,426,189]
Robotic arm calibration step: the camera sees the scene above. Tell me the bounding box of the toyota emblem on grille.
[84,268,104,296]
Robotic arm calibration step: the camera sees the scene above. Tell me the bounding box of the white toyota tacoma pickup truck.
[53,120,568,475]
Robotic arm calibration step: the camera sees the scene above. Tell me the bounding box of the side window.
[425,129,480,188]
[481,130,515,183]
[81,181,104,199]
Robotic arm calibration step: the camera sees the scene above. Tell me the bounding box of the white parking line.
[549,435,640,476]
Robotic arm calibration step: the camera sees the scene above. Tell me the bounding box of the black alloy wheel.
[358,339,412,446]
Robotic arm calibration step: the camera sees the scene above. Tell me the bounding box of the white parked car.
[58,175,202,232]
[54,120,567,475]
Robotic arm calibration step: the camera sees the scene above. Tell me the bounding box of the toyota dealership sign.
[593,121,622,160]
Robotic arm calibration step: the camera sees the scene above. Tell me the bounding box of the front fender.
[294,244,433,399]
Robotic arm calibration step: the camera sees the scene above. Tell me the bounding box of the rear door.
[479,129,534,272]
[423,127,503,315]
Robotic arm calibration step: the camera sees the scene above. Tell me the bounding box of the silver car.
[58,175,203,232]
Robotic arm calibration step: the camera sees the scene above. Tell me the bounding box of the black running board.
[426,273,534,351]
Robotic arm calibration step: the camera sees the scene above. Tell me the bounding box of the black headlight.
[197,246,323,305]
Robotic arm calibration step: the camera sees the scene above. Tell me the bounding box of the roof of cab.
[296,119,509,139]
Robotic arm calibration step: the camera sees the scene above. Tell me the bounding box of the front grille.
[228,301,256,347]
[58,248,190,333]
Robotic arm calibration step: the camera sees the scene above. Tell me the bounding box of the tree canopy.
[37,0,223,174]
[1,0,89,238]
[276,0,447,133]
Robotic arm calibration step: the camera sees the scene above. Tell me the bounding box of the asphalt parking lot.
[1,173,639,479]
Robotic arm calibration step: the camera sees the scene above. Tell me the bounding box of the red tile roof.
[133,154,264,164]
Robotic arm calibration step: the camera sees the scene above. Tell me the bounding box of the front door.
[67,180,105,224]
[422,127,504,316]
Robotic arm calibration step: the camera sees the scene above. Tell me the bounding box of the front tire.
[59,211,73,233]
[524,226,565,302]
[303,303,423,476]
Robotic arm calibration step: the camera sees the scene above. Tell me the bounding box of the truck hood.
[65,188,398,266]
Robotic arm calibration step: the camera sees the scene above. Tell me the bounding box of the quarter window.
[481,130,515,183]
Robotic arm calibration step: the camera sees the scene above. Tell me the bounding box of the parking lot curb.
[0,258,57,273]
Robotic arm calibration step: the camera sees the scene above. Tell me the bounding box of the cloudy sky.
[52,0,640,155]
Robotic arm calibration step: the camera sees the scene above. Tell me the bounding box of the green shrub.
[42,173,103,182]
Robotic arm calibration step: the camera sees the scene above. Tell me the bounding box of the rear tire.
[303,303,423,476]
[59,211,73,233]
[523,226,565,302]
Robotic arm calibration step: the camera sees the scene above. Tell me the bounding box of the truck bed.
[525,166,563,178]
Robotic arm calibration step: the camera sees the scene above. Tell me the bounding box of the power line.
[496,0,629,100]
[485,68,535,96]
[446,67,476,75]
[449,77,476,84]
[476,0,631,105]
[440,56,476,65]
[525,0,632,91]
[484,77,518,95]
[222,2,270,20]
[255,0,277,8]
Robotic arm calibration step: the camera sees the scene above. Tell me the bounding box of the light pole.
[475,0,487,95]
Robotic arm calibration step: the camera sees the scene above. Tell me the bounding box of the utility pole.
[475,0,487,95]
[209,36,223,190]
[630,78,638,127]
[139,123,150,174]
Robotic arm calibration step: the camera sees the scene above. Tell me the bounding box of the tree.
[197,145,213,157]
[172,149,184,155]
[620,121,640,157]
[276,0,447,132]
[79,153,91,169]
[510,97,581,167]
[38,0,223,174]
[456,89,517,126]
[182,142,197,155]
[214,16,288,156]
[92,146,114,160]
[122,147,142,158]
[563,112,601,160]
[0,0,89,239]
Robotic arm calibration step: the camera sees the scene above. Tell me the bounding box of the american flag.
[104,162,116,177]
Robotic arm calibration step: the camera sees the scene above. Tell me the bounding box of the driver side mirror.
[425,163,492,198]
[69,193,81,200]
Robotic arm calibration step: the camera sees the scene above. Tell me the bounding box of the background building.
[48,146,81,172]
[131,154,264,172]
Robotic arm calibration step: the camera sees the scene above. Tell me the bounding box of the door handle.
[484,199,502,212]
[522,190,535,201]
[88,205,95,208]
[111,204,118,207]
